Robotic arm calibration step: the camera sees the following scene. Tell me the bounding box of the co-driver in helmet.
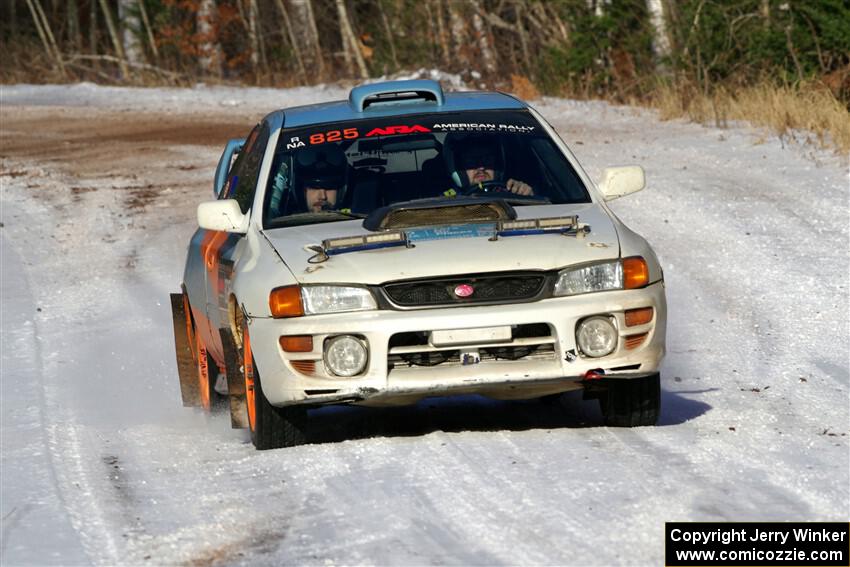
[445,133,534,196]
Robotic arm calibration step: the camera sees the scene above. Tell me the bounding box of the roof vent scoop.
[349,79,445,112]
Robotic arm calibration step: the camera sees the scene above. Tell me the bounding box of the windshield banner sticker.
[432,123,535,133]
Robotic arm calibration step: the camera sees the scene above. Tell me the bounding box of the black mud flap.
[170,293,200,407]
[220,328,250,429]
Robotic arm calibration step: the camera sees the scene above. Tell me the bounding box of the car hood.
[263,203,620,284]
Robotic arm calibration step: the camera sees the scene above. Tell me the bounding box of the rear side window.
[222,122,270,213]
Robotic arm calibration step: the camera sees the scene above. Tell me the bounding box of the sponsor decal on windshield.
[432,123,535,133]
[365,124,430,137]
[292,124,432,146]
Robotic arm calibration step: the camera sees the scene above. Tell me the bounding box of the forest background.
[1,0,848,152]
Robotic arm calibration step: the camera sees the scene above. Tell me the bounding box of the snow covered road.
[1,84,848,565]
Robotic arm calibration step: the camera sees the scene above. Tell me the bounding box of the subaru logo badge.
[454,284,474,298]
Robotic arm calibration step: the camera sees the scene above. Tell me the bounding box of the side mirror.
[197,199,248,234]
[214,138,245,197]
[597,166,646,201]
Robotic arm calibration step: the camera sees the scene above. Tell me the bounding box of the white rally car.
[170,80,667,449]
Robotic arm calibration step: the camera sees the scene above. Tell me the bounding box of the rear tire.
[599,373,660,427]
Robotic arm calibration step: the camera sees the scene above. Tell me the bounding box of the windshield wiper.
[266,210,366,228]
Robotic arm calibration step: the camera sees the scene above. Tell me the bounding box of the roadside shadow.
[306,387,713,445]
[657,388,714,426]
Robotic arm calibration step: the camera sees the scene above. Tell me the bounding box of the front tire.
[242,324,308,450]
[599,373,660,427]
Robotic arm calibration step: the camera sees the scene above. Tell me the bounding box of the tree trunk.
[446,0,469,68]
[197,0,222,76]
[378,0,399,70]
[26,0,66,75]
[25,0,54,64]
[67,0,82,52]
[245,0,260,75]
[89,0,99,53]
[98,0,130,78]
[515,2,531,73]
[137,0,159,60]
[118,0,143,64]
[287,0,324,82]
[273,0,307,82]
[10,0,17,39]
[646,0,670,70]
[469,0,496,74]
[336,0,368,79]
[433,0,450,68]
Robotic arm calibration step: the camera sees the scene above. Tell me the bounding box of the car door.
[199,122,271,364]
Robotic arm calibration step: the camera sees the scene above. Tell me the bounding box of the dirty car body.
[170,80,667,449]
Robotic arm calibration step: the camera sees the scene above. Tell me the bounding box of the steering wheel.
[462,180,510,196]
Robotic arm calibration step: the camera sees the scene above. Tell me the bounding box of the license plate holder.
[430,326,512,347]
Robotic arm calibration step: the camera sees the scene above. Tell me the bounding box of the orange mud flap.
[170,293,201,407]
[220,328,250,429]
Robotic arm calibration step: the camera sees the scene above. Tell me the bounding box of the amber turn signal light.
[623,257,649,289]
[269,285,304,318]
[279,335,313,352]
[625,307,653,327]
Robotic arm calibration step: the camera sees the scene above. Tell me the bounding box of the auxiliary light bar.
[322,231,410,256]
[495,216,587,238]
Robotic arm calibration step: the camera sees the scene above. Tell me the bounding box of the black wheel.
[599,373,660,427]
[242,324,308,450]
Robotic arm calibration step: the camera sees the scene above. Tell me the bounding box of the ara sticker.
[365,124,430,137]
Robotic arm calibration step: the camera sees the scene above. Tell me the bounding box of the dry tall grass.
[650,80,850,156]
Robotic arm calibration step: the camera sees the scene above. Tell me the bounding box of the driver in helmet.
[294,145,346,213]
[449,135,534,196]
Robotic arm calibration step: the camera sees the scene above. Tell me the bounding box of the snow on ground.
[1,83,848,566]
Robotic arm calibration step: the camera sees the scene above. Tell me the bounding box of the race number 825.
[309,128,358,145]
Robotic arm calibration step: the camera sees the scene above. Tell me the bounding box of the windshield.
[263,109,590,228]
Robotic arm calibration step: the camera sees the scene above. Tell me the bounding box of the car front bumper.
[248,281,666,407]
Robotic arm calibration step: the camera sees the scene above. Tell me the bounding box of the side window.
[222,123,270,213]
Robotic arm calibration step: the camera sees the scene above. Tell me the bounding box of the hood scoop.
[363,197,516,231]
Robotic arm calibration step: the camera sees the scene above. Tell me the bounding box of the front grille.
[383,272,547,307]
[387,323,554,369]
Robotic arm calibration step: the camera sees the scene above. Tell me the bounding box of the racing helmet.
[443,132,505,189]
[285,145,347,213]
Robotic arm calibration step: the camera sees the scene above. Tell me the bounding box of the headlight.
[301,286,377,315]
[324,335,368,376]
[554,261,623,296]
[576,316,618,358]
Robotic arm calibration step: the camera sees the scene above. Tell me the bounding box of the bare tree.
[336,0,368,79]
[197,0,222,76]
[470,0,497,74]
[447,0,470,68]
[433,0,451,68]
[25,0,66,75]
[67,0,82,52]
[272,0,308,82]
[137,0,159,61]
[118,0,144,64]
[647,0,671,69]
[98,0,130,78]
[287,0,325,81]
